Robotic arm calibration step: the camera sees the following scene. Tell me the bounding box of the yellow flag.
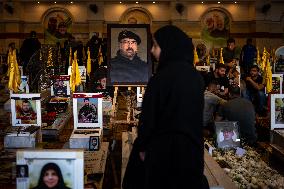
[8,49,21,92]
[193,47,199,65]
[256,47,260,65]
[219,48,224,64]
[70,51,81,92]
[87,47,91,77]
[206,55,210,66]
[97,45,103,66]
[265,60,272,93]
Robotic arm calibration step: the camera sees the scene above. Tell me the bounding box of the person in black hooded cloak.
[134,25,209,189]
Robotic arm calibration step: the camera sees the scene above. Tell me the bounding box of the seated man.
[216,85,257,145]
[242,65,266,115]
[222,38,241,69]
[203,81,227,135]
[205,63,230,97]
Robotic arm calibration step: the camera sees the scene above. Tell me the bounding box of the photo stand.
[69,93,103,149]
[270,94,284,156]
[269,74,283,94]
[4,93,42,148]
[16,149,84,189]
[215,121,241,149]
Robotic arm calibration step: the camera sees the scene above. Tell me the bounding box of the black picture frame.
[89,136,100,151]
[107,24,152,86]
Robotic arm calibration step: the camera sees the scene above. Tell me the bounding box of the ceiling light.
[70,1,73,4]
[119,1,122,3]
[234,1,237,3]
[153,1,155,3]
[201,1,204,3]
[54,1,57,3]
[37,1,40,3]
[218,1,221,3]
[136,1,139,4]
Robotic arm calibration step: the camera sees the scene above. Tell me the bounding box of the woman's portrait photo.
[29,161,73,189]
[107,24,151,85]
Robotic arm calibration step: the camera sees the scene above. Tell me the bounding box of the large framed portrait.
[11,94,41,127]
[215,121,241,149]
[73,93,103,129]
[51,75,70,97]
[107,24,152,86]
[16,149,84,189]
[270,74,283,94]
[270,94,284,130]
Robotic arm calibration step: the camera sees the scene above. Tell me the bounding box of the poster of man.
[15,99,37,124]
[77,98,98,123]
[52,79,68,97]
[89,136,100,151]
[108,24,151,85]
[18,76,29,94]
[215,121,240,149]
[16,165,28,178]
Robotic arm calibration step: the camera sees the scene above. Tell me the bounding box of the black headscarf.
[153,25,194,71]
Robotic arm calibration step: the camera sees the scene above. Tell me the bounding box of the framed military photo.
[11,93,41,127]
[51,75,70,97]
[107,24,152,86]
[215,121,241,149]
[271,94,284,130]
[195,66,210,73]
[18,76,29,94]
[271,74,283,94]
[89,136,100,151]
[73,93,103,129]
[16,149,84,189]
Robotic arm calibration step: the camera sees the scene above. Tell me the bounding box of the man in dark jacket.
[123,25,209,189]
[110,30,149,84]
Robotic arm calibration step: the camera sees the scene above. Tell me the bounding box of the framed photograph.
[228,66,241,87]
[16,149,84,189]
[136,86,145,103]
[107,24,152,86]
[196,66,210,73]
[19,76,29,94]
[215,121,241,149]
[94,66,107,91]
[68,66,87,82]
[73,93,103,129]
[89,136,100,151]
[11,94,41,127]
[270,74,283,94]
[270,94,284,130]
[50,75,70,97]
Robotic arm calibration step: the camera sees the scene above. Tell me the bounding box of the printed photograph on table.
[215,121,240,149]
[11,93,41,126]
[89,136,100,151]
[271,94,284,129]
[107,24,152,85]
[18,76,29,94]
[271,74,283,94]
[51,75,70,97]
[16,149,84,189]
[73,93,103,129]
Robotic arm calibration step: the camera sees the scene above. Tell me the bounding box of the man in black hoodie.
[110,30,149,84]
[123,25,209,189]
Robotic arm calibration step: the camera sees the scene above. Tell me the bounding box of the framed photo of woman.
[107,24,152,86]
[16,149,84,189]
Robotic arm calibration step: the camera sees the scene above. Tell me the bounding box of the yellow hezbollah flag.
[98,45,104,66]
[69,47,72,66]
[256,47,260,65]
[193,47,199,65]
[265,59,273,93]
[8,49,21,92]
[87,47,91,77]
[70,51,81,92]
[206,55,210,66]
[219,48,224,64]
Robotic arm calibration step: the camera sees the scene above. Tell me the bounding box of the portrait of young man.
[217,125,240,149]
[108,25,151,85]
[53,79,67,97]
[89,136,99,151]
[16,99,37,124]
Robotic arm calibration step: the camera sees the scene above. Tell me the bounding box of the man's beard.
[121,48,136,59]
